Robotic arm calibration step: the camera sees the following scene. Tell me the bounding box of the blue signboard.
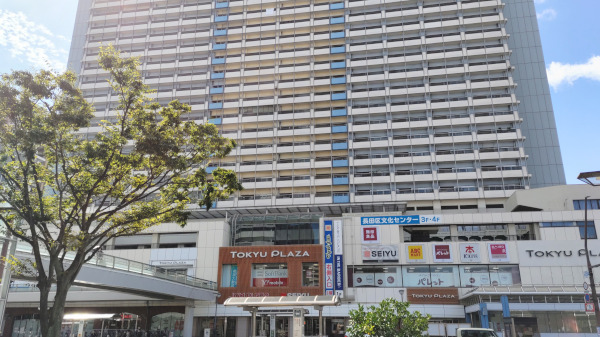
[361,215,442,225]
[334,255,344,291]
[324,220,334,295]
[230,265,238,287]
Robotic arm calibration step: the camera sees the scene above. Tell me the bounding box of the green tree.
[347,298,431,337]
[0,46,242,337]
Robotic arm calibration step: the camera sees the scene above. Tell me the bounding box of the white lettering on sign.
[410,293,456,299]
[230,250,310,259]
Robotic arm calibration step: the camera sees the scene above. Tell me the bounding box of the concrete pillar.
[183,305,195,337]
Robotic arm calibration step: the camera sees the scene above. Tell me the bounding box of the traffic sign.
[586,294,592,302]
[586,302,595,313]
[584,282,590,291]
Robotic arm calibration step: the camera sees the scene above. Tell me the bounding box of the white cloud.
[537,8,557,21]
[0,10,68,71]
[546,56,600,89]
[534,0,547,3]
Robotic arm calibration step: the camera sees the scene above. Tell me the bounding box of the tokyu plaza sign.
[361,215,443,225]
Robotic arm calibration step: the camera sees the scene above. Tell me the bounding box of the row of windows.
[348,264,521,288]
[540,221,597,239]
[220,262,319,287]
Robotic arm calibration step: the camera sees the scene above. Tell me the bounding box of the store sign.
[406,244,426,263]
[152,260,195,266]
[333,220,344,298]
[517,240,600,267]
[230,265,238,287]
[362,245,399,262]
[407,288,459,305]
[432,244,453,263]
[252,278,288,287]
[324,220,334,295]
[361,215,443,226]
[362,226,380,243]
[488,243,509,262]
[459,243,481,263]
[229,250,309,259]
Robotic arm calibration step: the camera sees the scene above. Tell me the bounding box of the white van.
[456,328,499,337]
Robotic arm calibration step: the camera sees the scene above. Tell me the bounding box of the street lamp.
[213,293,221,337]
[578,171,600,336]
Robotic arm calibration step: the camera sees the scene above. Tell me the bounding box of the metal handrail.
[14,242,217,290]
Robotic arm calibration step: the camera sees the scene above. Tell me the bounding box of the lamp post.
[213,293,221,337]
[578,171,600,336]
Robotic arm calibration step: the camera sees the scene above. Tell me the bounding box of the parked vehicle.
[456,328,499,337]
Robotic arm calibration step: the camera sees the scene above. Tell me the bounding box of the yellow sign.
[408,245,423,260]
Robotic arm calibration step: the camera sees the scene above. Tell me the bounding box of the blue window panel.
[331,108,347,116]
[208,118,222,125]
[210,86,224,94]
[333,176,349,185]
[209,102,223,109]
[211,72,225,79]
[332,142,347,150]
[330,2,344,9]
[215,15,228,22]
[331,92,347,100]
[332,125,347,133]
[212,57,225,64]
[206,166,217,173]
[331,76,346,85]
[330,61,346,69]
[333,194,350,203]
[330,46,346,54]
[330,16,345,24]
[212,43,226,50]
[332,159,349,167]
[577,221,598,239]
[214,29,227,36]
[330,31,345,39]
[216,1,229,8]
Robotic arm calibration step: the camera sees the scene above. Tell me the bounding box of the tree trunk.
[38,276,74,337]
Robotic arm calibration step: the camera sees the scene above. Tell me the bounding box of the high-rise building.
[7,0,583,336]
[68,0,565,215]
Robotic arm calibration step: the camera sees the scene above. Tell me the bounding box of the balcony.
[333,193,350,203]
[214,29,227,36]
[212,43,226,50]
[214,15,228,22]
[332,158,349,167]
[215,1,229,8]
[331,76,346,85]
[330,2,344,9]
[208,102,223,109]
[332,108,347,116]
[211,57,225,64]
[330,16,345,24]
[210,86,224,94]
[208,118,222,125]
[332,125,348,133]
[332,141,348,150]
[331,92,347,100]
[331,61,346,69]
[211,72,225,79]
[330,31,345,39]
[331,45,346,54]
[333,176,349,185]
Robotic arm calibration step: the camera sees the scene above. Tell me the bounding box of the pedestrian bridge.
[12,241,218,301]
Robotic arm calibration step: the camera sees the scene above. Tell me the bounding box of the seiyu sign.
[517,240,600,267]
[362,245,399,262]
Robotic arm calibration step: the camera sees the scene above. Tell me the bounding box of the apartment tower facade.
[69,0,565,214]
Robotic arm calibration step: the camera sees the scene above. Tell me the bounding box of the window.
[221,264,238,287]
[574,199,600,210]
[302,263,320,287]
[348,266,402,287]
[252,263,288,287]
[403,226,450,242]
[577,221,598,239]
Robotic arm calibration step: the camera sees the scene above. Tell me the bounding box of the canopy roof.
[223,295,340,307]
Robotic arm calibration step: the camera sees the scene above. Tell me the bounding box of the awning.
[223,295,341,307]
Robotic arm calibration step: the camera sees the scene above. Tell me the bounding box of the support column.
[183,303,195,337]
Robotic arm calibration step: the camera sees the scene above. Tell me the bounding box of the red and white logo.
[433,244,453,262]
[362,226,380,243]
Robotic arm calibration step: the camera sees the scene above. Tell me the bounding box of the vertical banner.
[333,219,344,298]
[324,220,334,295]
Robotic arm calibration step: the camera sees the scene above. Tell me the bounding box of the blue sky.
[0,0,598,184]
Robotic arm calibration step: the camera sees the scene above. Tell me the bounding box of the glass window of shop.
[302,262,320,287]
[232,214,321,246]
[457,225,508,241]
[251,263,288,287]
[11,315,40,337]
[348,265,520,288]
[151,313,185,337]
[403,226,451,242]
[221,264,238,287]
[490,311,595,334]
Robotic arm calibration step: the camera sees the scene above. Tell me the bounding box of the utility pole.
[584,196,600,336]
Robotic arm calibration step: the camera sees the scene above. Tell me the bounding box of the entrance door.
[275,318,289,337]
